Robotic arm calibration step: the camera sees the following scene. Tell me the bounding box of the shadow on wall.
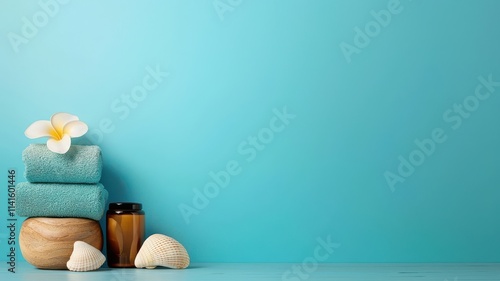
[100,165,130,206]
[99,164,130,261]
[77,137,131,261]
[76,137,130,204]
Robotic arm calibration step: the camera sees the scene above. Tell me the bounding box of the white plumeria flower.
[24,112,88,154]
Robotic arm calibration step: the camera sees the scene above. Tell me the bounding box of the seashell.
[67,241,106,271]
[135,234,190,269]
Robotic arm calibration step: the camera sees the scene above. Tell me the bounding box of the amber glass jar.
[106,202,145,267]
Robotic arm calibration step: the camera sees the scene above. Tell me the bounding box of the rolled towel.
[16,182,108,221]
[23,144,103,183]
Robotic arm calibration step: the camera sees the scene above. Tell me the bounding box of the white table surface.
[1,262,499,280]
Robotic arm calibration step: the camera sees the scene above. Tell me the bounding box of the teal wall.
[1,0,500,263]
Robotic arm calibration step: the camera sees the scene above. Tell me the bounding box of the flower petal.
[25,120,57,139]
[47,134,71,154]
[63,120,88,138]
[51,113,79,138]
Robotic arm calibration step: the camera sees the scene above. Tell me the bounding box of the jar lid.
[109,202,142,211]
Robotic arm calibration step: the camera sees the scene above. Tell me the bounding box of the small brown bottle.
[106,202,145,267]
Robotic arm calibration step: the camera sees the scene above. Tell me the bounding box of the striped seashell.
[66,241,106,271]
[134,234,189,269]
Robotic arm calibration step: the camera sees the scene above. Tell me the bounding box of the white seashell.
[66,241,106,271]
[135,234,190,269]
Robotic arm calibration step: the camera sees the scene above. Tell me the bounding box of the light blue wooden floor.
[2,263,499,280]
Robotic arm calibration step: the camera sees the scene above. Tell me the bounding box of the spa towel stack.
[16,144,108,269]
[16,144,108,220]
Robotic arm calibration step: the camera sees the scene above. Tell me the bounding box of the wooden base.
[19,217,103,270]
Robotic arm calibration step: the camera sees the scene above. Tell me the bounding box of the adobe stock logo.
[213,0,243,21]
[178,106,296,224]
[281,235,340,281]
[7,0,70,53]
[385,74,500,192]
[87,65,170,144]
[339,0,404,63]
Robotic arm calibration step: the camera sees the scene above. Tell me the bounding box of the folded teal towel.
[23,144,103,183]
[16,182,108,221]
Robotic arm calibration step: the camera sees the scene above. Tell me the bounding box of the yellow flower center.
[49,126,63,140]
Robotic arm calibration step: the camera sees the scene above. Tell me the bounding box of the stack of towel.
[16,144,108,269]
[17,144,108,220]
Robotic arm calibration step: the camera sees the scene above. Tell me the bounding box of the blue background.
[1,0,500,263]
